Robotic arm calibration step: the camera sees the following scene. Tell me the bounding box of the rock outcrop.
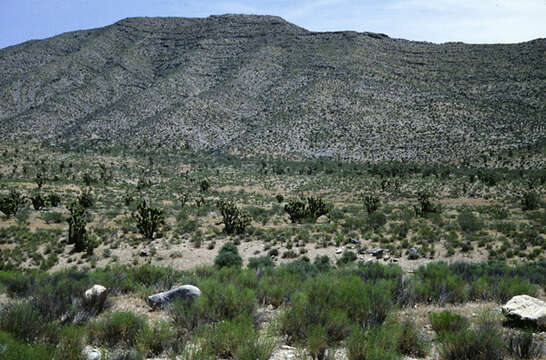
[502,295,546,328]
[148,285,201,308]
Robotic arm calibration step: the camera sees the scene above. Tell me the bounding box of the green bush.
[248,256,274,270]
[89,311,148,347]
[216,200,251,235]
[0,301,45,342]
[284,197,331,223]
[132,200,165,240]
[0,189,26,218]
[395,318,429,357]
[337,250,357,266]
[197,315,274,359]
[521,191,539,211]
[429,310,468,337]
[347,325,401,360]
[29,192,46,211]
[0,331,54,360]
[47,193,61,207]
[413,190,440,217]
[214,242,243,268]
[457,211,483,232]
[54,326,85,360]
[439,317,504,360]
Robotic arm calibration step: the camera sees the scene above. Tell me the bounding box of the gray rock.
[349,237,360,244]
[408,247,419,260]
[82,345,101,360]
[148,285,201,308]
[502,295,546,328]
[367,248,384,258]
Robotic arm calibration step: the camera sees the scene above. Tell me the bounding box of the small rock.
[82,345,101,360]
[367,248,384,258]
[336,248,343,254]
[148,285,201,308]
[316,215,329,224]
[140,249,150,257]
[383,255,390,261]
[182,233,191,239]
[408,247,419,260]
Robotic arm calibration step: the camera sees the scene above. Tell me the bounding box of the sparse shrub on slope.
[214,242,243,268]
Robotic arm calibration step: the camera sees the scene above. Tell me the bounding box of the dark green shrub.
[0,331,54,360]
[314,255,331,272]
[198,315,274,359]
[429,310,468,336]
[337,250,357,266]
[29,192,46,210]
[284,197,331,223]
[367,212,387,230]
[216,200,251,235]
[54,326,85,360]
[214,242,242,268]
[0,301,45,342]
[457,211,482,232]
[77,188,94,209]
[132,200,165,240]
[346,325,401,360]
[439,316,504,360]
[363,194,380,214]
[138,321,179,356]
[248,256,274,270]
[414,190,440,217]
[521,191,539,211]
[396,318,429,357]
[275,194,284,203]
[284,199,307,223]
[47,193,61,207]
[0,189,26,218]
[89,311,147,347]
[307,325,328,359]
[41,211,65,224]
[199,179,210,193]
[67,201,89,252]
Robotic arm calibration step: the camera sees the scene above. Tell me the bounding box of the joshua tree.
[132,200,165,240]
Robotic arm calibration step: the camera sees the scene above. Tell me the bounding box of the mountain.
[0,15,544,161]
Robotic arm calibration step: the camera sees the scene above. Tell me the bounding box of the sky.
[1,0,545,49]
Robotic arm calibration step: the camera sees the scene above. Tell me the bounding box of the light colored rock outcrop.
[148,285,201,308]
[502,295,546,328]
[83,284,108,310]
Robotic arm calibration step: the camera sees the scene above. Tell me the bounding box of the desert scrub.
[214,242,243,268]
[89,311,148,348]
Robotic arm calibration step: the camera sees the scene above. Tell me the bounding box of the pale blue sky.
[1,0,545,49]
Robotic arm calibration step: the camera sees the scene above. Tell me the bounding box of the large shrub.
[214,242,243,269]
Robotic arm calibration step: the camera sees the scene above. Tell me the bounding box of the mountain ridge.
[1,15,544,161]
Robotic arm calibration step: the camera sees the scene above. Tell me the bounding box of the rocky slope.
[0,15,544,161]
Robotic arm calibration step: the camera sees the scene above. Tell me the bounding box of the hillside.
[0,15,544,161]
